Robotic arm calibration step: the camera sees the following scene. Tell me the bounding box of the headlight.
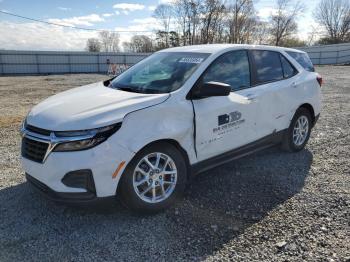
[53,122,122,152]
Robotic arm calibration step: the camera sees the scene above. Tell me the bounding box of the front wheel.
[119,143,187,213]
[282,108,312,152]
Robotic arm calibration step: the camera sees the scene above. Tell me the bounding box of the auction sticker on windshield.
[179,57,204,63]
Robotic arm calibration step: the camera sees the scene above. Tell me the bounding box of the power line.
[0,10,154,33]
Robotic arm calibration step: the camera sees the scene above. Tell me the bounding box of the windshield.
[110,52,209,94]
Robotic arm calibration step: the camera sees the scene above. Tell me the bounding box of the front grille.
[22,137,49,163]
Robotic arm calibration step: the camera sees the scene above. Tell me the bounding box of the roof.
[159,44,305,54]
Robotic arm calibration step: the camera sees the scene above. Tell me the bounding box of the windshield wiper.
[115,86,142,93]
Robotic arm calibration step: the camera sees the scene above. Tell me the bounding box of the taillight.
[316,75,323,87]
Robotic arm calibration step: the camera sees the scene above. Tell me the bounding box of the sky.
[0,0,321,51]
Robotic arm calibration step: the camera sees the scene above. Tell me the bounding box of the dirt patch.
[0,116,23,128]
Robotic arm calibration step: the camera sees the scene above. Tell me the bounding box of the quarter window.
[251,50,283,83]
[286,51,314,72]
[280,55,297,78]
[202,50,251,91]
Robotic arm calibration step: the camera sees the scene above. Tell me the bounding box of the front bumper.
[26,173,98,203]
[21,136,135,198]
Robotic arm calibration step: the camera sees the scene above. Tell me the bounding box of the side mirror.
[103,76,117,87]
[191,81,231,100]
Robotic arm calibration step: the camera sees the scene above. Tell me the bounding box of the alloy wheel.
[132,152,177,203]
[292,115,309,146]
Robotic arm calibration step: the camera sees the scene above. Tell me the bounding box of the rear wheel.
[119,143,187,213]
[282,108,312,152]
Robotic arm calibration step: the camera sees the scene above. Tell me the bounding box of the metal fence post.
[35,54,40,74]
[68,54,72,74]
[97,54,100,73]
[0,53,3,75]
[336,50,339,64]
[319,51,322,65]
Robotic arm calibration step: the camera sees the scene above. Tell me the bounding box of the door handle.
[290,82,297,88]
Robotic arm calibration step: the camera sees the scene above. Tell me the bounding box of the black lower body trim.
[313,113,320,127]
[191,129,286,174]
[26,173,101,204]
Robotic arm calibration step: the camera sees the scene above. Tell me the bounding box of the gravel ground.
[0,67,349,261]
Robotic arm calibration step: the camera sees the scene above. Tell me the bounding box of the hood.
[27,81,169,131]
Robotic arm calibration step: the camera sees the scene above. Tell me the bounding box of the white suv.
[21,44,322,212]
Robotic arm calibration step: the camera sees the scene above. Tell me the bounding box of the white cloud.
[58,7,71,11]
[131,17,158,25]
[47,14,104,27]
[114,17,160,34]
[257,7,278,20]
[102,13,114,17]
[148,5,157,11]
[0,21,97,50]
[158,0,173,4]
[0,15,161,51]
[114,17,161,49]
[298,18,320,41]
[113,3,145,12]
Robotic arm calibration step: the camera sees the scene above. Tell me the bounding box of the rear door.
[249,50,299,136]
[192,50,260,162]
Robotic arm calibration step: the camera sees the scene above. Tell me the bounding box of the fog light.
[61,169,95,193]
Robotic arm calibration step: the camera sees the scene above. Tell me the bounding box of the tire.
[119,142,187,213]
[282,107,312,152]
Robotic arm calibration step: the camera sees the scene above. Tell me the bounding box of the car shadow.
[0,147,312,261]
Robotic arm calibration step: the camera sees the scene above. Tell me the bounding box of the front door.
[192,50,259,162]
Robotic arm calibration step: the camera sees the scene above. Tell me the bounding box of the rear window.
[286,51,314,72]
[251,50,283,83]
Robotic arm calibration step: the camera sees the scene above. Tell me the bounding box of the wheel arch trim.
[115,138,192,195]
[298,103,316,126]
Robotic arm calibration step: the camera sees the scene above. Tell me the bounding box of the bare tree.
[173,0,188,45]
[85,38,101,52]
[252,21,270,45]
[99,31,120,52]
[189,0,201,44]
[155,31,168,49]
[200,0,226,44]
[123,35,154,53]
[153,4,174,47]
[306,25,319,46]
[314,0,350,44]
[169,31,180,47]
[150,0,307,47]
[173,0,201,45]
[227,0,257,44]
[269,0,304,46]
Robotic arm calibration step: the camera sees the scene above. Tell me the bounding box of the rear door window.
[251,50,283,84]
[286,51,314,72]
